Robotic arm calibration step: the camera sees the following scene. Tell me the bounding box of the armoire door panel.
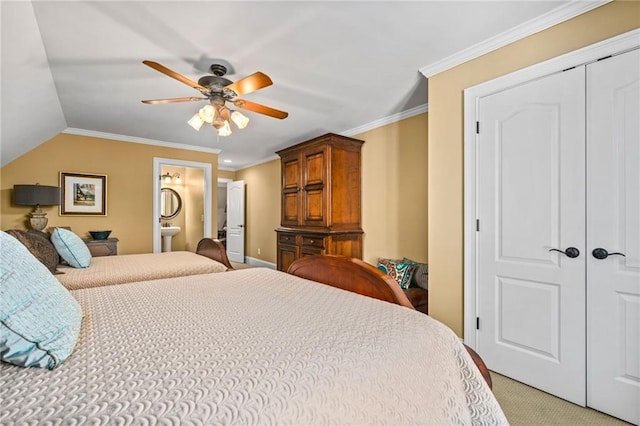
[303,149,326,186]
[282,192,300,225]
[283,158,300,190]
[304,188,325,223]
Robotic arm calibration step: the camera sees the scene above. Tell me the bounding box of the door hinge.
[476,219,480,232]
[476,317,480,330]
[476,121,480,134]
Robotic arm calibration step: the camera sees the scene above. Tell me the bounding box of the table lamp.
[13,184,61,231]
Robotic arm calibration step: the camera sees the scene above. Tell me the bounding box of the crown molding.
[341,103,428,137]
[231,104,429,171]
[420,0,612,78]
[62,128,221,154]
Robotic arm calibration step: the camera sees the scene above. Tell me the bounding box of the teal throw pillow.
[0,230,83,369]
[377,258,418,290]
[51,227,92,268]
[403,258,428,290]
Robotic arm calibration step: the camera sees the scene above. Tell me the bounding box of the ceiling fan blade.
[141,97,208,104]
[226,72,273,96]
[142,60,210,94]
[233,99,288,119]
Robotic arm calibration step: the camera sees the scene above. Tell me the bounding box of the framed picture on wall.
[59,172,107,216]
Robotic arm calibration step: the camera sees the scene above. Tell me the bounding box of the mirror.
[161,187,182,219]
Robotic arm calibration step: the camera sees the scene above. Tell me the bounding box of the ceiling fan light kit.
[142,60,287,137]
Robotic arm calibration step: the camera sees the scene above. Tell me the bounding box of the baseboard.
[244,256,276,269]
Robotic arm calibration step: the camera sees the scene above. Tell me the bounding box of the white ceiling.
[1,1,600,170]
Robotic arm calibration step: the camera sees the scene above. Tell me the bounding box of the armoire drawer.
[301,235,325,248]
[278,233,297,245]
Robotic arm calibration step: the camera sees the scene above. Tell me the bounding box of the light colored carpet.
[491,372,631,425]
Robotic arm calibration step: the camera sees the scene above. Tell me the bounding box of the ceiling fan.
[141,60,288,136]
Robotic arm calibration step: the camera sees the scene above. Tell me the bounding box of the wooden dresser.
[275,133,364,271]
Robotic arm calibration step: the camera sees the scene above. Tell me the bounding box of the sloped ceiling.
[1,1,597,170]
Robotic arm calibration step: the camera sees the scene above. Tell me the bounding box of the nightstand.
[83,238,118,257]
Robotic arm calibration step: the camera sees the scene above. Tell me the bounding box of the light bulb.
[198,104,216,124]
[163,174,172,183]
[187,113,204,131]
[231,110,249,129]
[218,120,232,137]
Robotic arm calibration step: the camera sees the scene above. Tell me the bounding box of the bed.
[56,238,232,290]
[0,248,506,424]
[5,229,234,291]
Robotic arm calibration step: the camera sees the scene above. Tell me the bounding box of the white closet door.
[587,49,640,425]
[477,67,586,404]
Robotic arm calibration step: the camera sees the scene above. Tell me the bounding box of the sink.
[160,226,181,252]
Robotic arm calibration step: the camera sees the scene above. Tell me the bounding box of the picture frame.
[59,172,107,216]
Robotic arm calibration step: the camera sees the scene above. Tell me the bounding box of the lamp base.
[29,207,48,232]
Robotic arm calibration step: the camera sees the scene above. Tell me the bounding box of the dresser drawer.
[301,235,325,248]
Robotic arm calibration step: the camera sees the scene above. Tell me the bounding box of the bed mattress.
[0,268,506,425]
[55,251,228,290]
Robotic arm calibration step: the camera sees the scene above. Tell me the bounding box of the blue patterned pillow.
[377,258,418,290]
[51,227,92,268]
[403,258,428,290]
[0,230,83,369]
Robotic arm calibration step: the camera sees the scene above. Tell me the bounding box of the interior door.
[476,67,586,404]
[226,180,245,263]
[586,49,640,425]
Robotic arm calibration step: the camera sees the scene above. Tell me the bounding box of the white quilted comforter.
[56,251,228,290]
[0,268,507,425]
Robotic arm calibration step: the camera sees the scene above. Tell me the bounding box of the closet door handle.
[548,247,580,258]
[592,248,625,260]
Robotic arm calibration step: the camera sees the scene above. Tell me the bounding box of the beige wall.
[236,159,281,263]
[237,114,429,267]
[217,169,236,181]
[184,167,205,252]
[358,113,428,264]
[0,133,218,254]
[428,1,639,336]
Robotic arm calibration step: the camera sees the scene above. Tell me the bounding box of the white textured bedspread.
[0,268,507,425]
[56,251,227,290]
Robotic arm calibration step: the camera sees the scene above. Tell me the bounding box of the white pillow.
[0,230,83,369]
[51,228,92,268]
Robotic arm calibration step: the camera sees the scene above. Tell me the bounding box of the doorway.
[152,157,212,253]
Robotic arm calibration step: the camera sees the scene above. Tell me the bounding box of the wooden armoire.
[275,133,364,271]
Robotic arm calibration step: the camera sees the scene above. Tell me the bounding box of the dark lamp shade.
[13,185,61,206]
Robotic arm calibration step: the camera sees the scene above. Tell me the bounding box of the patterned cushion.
[376,258,418,290]
[5,229,60,274]
[0,230,83,369]
[51,228,92,268]
[403,258,428,290]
